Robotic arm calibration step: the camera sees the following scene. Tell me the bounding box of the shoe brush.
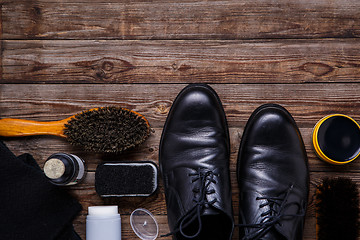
[0,107,150,153]
[315,177,359,240]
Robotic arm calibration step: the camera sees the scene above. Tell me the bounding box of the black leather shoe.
[237,104,309,240]
[159,84,234,240]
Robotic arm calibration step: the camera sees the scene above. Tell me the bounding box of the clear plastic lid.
[130,208,158,240]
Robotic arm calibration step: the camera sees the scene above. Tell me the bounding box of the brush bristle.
[316,177,359,240]
[63,107,150,153]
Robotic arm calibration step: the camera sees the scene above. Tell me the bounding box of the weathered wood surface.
[1,84,360,128]
[4,126,360,173]
[2,83,360,171]
[2,39,360,83]
[2,0,360,40]
[2,130,359,240]
[2,83,360,239]
[68,171,360,239]
[1,0,360,239]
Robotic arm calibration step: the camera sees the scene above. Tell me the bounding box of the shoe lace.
[238,184,305,240]
[161,168,219,238]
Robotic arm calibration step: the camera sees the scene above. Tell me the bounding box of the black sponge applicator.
[95,162,158,197]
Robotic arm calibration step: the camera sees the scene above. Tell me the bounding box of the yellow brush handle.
[0,117,73,137]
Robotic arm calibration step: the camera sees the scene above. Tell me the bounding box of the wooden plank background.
[1,0,360,239]
[2,0,360,40]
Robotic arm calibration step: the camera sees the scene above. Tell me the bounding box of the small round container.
[130,208,158,240]
[312,114,360,165]
[43,153,86,186]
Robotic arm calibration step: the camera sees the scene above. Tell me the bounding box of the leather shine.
[160,84,234,239]
[237,104,309,240]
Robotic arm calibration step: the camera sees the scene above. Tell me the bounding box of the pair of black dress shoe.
[159,84,309,240]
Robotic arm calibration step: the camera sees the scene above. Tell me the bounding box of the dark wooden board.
[2,83,360,173]
[1,131,358,240]
[2,83,360,238]
[66,171,359,240]
[1,83,360,128]
[1,0,360,239]
[2,39,360,83]
[3,127,360,173]
[2,0,360,40]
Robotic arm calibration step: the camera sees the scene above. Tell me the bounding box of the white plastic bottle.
[86,206,121,240]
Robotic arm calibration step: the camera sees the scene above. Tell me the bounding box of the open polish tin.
[312,114,360,165]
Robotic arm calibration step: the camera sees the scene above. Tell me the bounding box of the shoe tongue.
[274,192,303,240]
[203,207,220,216]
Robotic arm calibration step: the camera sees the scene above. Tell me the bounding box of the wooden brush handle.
[0,118,71,137]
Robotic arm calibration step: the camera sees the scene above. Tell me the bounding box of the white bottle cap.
[86,206,121,240]
[88,206,119,216]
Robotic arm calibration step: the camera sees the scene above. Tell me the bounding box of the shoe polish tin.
[312,114,360,165]
[43,153,86,185]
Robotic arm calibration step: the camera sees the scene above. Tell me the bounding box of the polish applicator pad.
[95,162,158,197]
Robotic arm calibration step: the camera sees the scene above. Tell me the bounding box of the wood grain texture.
[2,0,360,239]
[2,132,358,240]
[2,39,360,83]
[1,83,360,128]
[3,127,360,174]
[67,171,360,240]
[0,2,2,78]
[2,83,360,173]
[2,0,360,40]
[2,81,360,239]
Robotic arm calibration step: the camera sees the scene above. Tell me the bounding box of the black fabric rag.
[0,140,82,240]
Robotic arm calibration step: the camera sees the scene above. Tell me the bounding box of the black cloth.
[0,140,82,240]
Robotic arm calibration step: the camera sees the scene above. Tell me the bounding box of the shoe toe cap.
[238,104,309,198]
